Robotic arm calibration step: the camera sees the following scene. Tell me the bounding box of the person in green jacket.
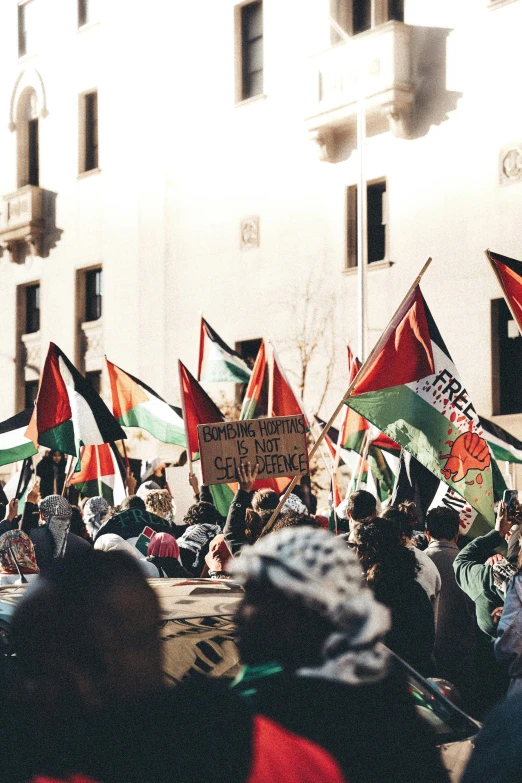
[453,501,514,716]
[453,503,511,640]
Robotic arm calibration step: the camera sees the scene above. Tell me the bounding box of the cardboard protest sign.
[197,415,308,485]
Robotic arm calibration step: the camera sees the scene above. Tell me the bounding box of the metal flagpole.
[327,15,368,361]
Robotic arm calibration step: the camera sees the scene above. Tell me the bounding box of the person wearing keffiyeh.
[0,530,39,584]
[230,527,449,783]
[83,496,111,539]
[26,494,91,573]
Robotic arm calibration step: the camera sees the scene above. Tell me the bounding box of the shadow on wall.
[330,25,463,163]
[41,189,63,258]
[408,25,462,141]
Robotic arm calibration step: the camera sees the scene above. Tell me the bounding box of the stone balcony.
[305,21,415,158]
[0,185,46,263]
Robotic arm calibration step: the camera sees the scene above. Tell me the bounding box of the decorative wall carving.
[240,216,260,249]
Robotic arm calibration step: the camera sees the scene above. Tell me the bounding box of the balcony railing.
[306,21,414,152]
[0,185,45,263]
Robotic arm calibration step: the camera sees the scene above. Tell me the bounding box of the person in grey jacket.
[425,506,475,704]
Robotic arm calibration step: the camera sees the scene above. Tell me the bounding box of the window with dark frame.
[332,0,404,39]
[24,380,39,410]
[85,268,102,322]
[352,0,372,34]
[346,180,387,268]
[83,91,99,172]
[78,0,89,27]
[25,284,40,334]
[491,298,522,415]
[235,337,262,404]
[28,118,39,186]
[241,2,263,100]
[86,370,101,395]
[18,3,28,57]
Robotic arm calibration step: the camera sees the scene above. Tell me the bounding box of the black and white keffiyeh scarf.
[231,526,391,686]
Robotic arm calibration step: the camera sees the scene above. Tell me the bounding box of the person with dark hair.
[223,462,280,555]
[69,505,91,542]
[425,506,475,703]
[383,505,441,608]
[345,490,376,543]
[268,510,321,535]
[357,517,436,676]
[4,548,349,783]
[178,501,222,575]
[118,493,146,512]
[36,450,67,498]
[231,527,448,783]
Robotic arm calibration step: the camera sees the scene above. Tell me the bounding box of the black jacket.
[235,667,449,783]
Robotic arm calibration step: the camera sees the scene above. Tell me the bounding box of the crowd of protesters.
[2,454,522,782]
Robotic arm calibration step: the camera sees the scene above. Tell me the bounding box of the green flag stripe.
[0,441,37,467]
[488,442,522,465]
[201,360,251,384]
[119,406,186,447]
[209,483,234,516]
[39,419,77,456]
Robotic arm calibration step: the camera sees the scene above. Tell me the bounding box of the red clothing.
[248,716,346,783]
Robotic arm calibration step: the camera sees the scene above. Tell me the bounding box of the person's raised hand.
[125,468,137,495]
[486,553,504,567]
[188,472,199,497]
[495,501,511,538]
[26,480,41,506]
[7,498,19,521]
[238,461,259,493]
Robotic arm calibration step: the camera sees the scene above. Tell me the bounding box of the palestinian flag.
[240,340,309,425]
[198,318,251,383]
[487,250,522,333]
[480,415,522,464]
[347,285,495,527]
[68,443,127,506]
[0,408,38,467]
[178,361,234,516]
[26,344,126,457]
[106,359,185,447]
[341,348,400,456]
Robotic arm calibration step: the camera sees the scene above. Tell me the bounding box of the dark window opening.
[241,2,263,100]
[389,0,404,22]
[25,380,39,409]
[25,284,40,334]
[18,4,27,57]
[78,0,89,27]
[28,118,39,186]
[85,269,102,322]
[352,0,371,34]
[235,338,262,404]
[492,298,522,415]
[86,370,101,394]
[84,91,99,172]
[346,180,386,268]
[235,338,263,370]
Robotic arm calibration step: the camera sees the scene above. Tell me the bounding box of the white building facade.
[0,0,521,474]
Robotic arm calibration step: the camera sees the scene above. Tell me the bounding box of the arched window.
[16,86,39,188]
